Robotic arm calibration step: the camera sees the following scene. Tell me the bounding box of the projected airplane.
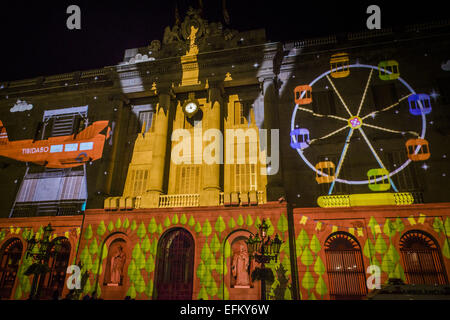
[0,120,110,168]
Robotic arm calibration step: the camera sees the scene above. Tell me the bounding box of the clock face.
[184,102,198,116]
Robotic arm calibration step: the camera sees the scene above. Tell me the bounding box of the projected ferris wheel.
[290,53,432,198]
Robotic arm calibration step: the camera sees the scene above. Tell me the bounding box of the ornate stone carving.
[149,40,161,52]
[163,25,182,45]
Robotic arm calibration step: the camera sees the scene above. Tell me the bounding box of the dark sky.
[0,0,448,82]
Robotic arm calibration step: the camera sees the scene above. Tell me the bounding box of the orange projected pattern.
[0,120,110,168]
[315,161,335,184]
[406,138,431,161]
[294,85,312,105]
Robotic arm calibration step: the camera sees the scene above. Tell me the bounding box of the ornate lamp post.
[246,219,283,300]
[25,223,60,299]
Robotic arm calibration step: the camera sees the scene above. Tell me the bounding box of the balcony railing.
[158,194,199,208]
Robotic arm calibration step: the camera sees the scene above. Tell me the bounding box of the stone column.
[259,75,285,201]
[147,88,171,207]
[200,83,222,206]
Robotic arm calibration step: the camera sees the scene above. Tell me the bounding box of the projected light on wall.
[289,55,433,206]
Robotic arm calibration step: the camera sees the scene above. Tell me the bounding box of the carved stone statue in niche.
[107,244,126,286]
[231,243,250,288]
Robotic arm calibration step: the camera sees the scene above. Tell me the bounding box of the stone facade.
[0,10,449,300]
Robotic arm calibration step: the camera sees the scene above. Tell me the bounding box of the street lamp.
[246,219,283,300]
[24,223,61,299]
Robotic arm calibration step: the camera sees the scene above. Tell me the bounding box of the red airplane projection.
[0,120,110,168]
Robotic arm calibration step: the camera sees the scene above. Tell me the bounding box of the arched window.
[325,232,367,299]
[155,228,194,300]
[0,238,23,299]
[400,230,448,285]
[40,237,71,299]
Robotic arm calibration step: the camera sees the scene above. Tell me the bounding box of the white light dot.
[443,154,447,158]
[254,63,259,68]
[380,148,383,151]
[14,179,18,184]
[395,110,399,114]
[94,76,98,80]
[104,171,108,175]
[421,163,429,170]
[297,194,301,198]
[94,96,97,100]
[443,173,446,177]
[429,121,434,125]
[65,83,68,86]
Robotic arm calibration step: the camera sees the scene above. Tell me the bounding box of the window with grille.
[317,155,349,195]
[371,83,398,111]
[175,166,200,194]
[385,151,420,192]
[129,169,149,196]
[234,100,250,125]
[232,164,257,193]
[400,230,448,285]
[312,91,336,115]
[155,228,194,300]
[0,238,22,299]
[325,232,367,300]
[139,110,154,132]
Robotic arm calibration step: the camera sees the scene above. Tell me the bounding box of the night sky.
[0,0,448,82]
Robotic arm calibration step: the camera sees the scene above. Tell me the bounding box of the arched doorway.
[0,238,23,299]
[400,230,448,285]
[155,228,194,300]
[40,237,71,299]
[325,232,367,300]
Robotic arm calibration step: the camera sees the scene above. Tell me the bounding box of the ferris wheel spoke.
[362,122,420,137]
[358,128,399,192]
[309,125,348,146]
[326,75,353,117]
[361,94,413,120]
[296,106,348,123]
[356,69,374,117]
[328,128,354,195]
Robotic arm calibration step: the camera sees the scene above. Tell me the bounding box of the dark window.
[138,110,154,133]
[234,101,251,125]
[312,91,336,115]
[371,83,397,111]
[0,238,23,299]
[400,230,448,285]
[325,232,367,299]
[155,228,194,300]
[385,151,420,192]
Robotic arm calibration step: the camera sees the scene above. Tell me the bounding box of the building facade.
[0,9,449,300]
